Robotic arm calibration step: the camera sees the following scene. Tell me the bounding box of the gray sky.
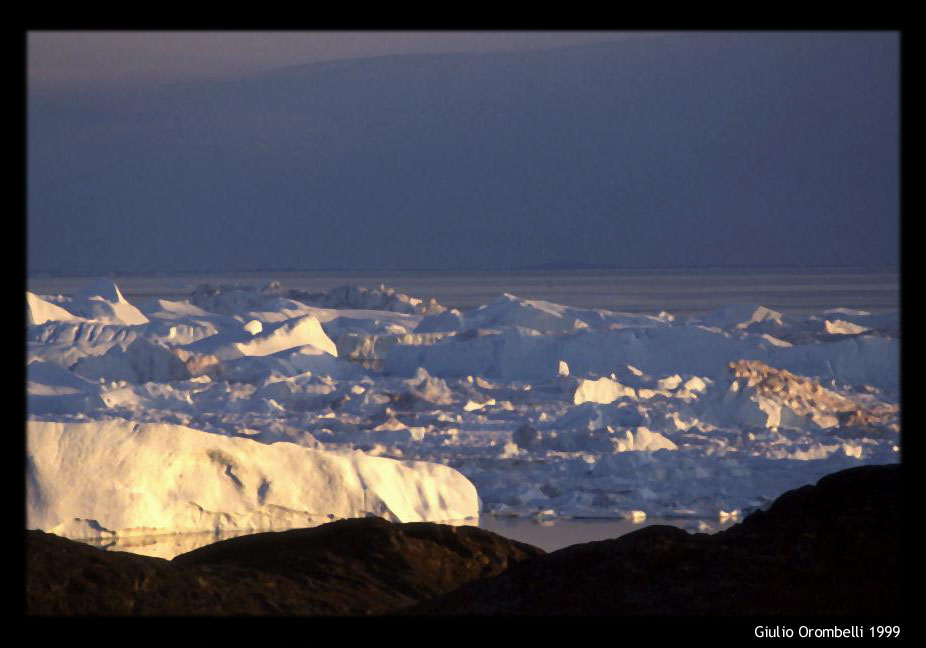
[28,31,651,90]
[27,32,899,275]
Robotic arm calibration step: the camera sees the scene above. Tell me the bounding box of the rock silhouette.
[27,518,541,615]
[27,464,900,616]
[409,464,901,615]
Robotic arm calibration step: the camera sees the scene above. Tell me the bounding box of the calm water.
[81,514,739,560]
[27,267,900,317]
[477,514,737,552]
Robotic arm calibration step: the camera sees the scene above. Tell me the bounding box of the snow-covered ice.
[26,279,900,544]
[27,419,478,539]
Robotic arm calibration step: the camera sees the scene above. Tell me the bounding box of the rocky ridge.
[26,464,901,617]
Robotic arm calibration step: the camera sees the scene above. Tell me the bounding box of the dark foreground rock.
[26,464,901,616]
[26,517,542,615]
[408,464,901,615]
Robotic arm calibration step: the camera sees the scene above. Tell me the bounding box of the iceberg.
[27,420,479,539]
[26,292,84,326]
[62,277,150,325]
[25,277,900,534]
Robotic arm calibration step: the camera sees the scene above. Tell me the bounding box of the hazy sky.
[28,31,651,90]
[27,31,899,275]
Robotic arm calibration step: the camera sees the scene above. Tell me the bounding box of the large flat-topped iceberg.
[385,324,899,390]
[27,420,479,540]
